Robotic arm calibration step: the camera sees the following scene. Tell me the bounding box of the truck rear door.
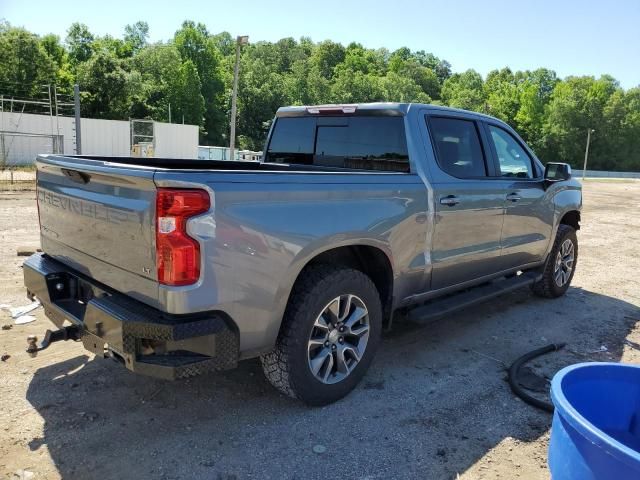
[36,155,160,307]
[423,113,506,290]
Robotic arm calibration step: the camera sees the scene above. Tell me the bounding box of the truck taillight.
[156,188,210,286]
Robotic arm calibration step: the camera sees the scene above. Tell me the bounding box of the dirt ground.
[1,181,639,480]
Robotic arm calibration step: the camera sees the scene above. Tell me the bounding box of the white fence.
[574,169,640,179]
[198,145,262,161]
[0,112,198,165]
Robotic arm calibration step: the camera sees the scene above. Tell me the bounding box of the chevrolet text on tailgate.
[24,103,582,405]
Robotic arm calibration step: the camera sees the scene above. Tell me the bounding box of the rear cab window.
[265,116,410,172]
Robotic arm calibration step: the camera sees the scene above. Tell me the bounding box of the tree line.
[1,20,639,171]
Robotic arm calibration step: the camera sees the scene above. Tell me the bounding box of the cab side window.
[488,125,534,179]
[428,117,487,178]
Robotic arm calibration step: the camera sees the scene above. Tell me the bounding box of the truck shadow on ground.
[26,287,640,479]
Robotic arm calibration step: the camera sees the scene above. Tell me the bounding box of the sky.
[2,0,639,89]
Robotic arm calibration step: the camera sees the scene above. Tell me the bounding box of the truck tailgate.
[36,155,159,306]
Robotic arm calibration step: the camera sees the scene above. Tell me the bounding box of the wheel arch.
[286,243,395,326]
[559,210,581,231]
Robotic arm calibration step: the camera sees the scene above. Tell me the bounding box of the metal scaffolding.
[0,82,79,167]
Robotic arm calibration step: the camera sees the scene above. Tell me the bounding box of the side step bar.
[408,272,541,323]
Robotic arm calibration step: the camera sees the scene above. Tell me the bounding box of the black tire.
[532,224,578,298]
[260,264,382,406]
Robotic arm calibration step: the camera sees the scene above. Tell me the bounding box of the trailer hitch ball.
[27,335,39,356]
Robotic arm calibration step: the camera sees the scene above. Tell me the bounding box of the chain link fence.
[0,132,62,191]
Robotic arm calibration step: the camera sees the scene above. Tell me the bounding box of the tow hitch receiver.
[26,325,81,356]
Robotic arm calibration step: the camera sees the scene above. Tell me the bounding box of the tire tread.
[260,264,380,402]
[532,224,577,298]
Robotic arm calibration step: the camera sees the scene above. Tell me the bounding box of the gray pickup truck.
[23,103,581,405]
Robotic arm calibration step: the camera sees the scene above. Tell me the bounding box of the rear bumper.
[23,253,239,380]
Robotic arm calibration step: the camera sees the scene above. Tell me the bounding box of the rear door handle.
[506,193,521,202]
[439,195,460,206]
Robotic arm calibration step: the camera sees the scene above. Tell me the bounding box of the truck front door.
[482,122,554,269]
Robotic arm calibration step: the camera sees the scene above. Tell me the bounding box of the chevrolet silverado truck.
[23,103,581,405]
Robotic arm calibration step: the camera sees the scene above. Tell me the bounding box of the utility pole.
[0,95,5,168]
[53,85,60,153]
[168,103,171,123]
[229,35,249,162]
[47,84,54,137]
[74,84,82,154]
[582,128,595,181]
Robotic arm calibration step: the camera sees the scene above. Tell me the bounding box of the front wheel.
[532,224,578,298]
[260,265,382,406]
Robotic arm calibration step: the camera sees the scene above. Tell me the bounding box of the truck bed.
[73,155,393,173]
[34,154,425,325]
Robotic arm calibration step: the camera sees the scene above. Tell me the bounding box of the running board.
[408,272,541,323]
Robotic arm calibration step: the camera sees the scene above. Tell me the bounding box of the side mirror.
[545,162,572,182]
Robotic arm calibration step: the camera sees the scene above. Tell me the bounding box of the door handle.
[506,193,521,202]
[439,195,460,206]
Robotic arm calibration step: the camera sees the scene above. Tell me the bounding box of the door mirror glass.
[545,162,572,181]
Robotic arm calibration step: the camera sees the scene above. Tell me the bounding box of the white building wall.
[154,122,198,159]
[81,117,131,156]
[0,112,199,164]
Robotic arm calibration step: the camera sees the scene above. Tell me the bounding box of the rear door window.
[266,116,410,172]
[427,117,487,178]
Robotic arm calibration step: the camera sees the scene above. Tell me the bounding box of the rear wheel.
[260,265,382,406]
[532,224,578,298]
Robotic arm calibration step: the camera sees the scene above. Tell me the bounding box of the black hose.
[508,343,566,413]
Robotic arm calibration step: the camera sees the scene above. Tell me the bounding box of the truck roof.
[276,103,500,123]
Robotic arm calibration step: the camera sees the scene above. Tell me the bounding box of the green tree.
[40,34,65,68]
[310,40,345,79]
[2,21,638,171]
[441,69,486,111]
[65,22,94,65]
[543,75,619,167]
[77,50,128,118]
[92,34,132,59]
[380,72,431,103]
[127,43,183,120]
[514,68,558,150]
[413,51,452,83]
[335,43,385,76]
[484,68,520,126]
[237,56,289,150]
[167,60,205,126]
[174,21,226,143]
[283,59,326,105]
[124,21,149,54]
[39,33,74,94]
[388,49,441,99]
[0,26,56,96]
[210,31,234,57]
[620,88,640,171]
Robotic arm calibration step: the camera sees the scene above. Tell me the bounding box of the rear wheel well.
[560,210,580,231]
[298,246,394,324]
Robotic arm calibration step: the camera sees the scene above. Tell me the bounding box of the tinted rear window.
[427,116,487,178]
[265,116,409,172]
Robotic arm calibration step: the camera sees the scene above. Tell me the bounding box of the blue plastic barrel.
[549,362,640,479]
